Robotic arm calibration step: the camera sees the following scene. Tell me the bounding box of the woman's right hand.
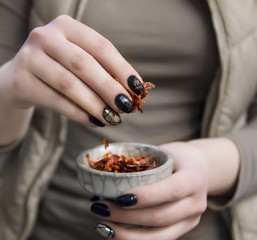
[1,15,144,127]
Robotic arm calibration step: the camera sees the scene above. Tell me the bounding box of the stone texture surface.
[76,143,174,199]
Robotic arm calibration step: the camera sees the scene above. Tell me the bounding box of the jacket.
[0,0,257,239]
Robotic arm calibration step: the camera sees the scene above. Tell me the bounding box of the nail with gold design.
[95,223,115,239]
[128,75,145,95]
[102,106,121,125]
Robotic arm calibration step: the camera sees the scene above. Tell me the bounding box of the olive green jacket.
[1,0,257,239]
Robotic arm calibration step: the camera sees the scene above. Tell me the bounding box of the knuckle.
[18,45,32,65]
[94,35,114,54]
[70,53,88,71]
[56,72,76,91]
[28,27,47,44]
[52,14,72,26]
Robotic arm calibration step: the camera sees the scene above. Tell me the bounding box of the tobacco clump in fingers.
[111,74,155,113]
[130,81,155,113]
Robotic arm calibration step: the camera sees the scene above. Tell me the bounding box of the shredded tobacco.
[103,138,109,149]
[89,74,155,172]
[87,151,156,173]
[111,73,155,113]
[87,139,156,173]
[131,81,155,113]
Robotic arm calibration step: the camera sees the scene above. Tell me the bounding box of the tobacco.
[111,73,155,113]
[103,138,109,149]
[87,139,156,173]
[130,81,155,113]
[87,152,156,173]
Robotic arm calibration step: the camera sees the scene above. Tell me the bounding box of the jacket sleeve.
[0,0,31,66]
[0,0,31,154]
[209,93,257,209]
[0,0,31,184]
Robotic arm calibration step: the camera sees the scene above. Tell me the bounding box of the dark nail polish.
[91,203,110,217]
[89,116,105,127]
[115,194,137,207]
[115,94,134,113]
[90,195,100,202]
[95,223,115,239]
[102,106,121,125]
[127,75,145,95]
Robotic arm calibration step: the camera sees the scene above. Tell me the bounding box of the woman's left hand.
[91,142,209,240]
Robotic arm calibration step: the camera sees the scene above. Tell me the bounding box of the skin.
[96,138,240,239]
[0,16,240,239]
[0,15,142,146]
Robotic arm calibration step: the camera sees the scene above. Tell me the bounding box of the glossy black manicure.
[115,194,137,207]
[127,75,145,95]
[115,94,134,113]
[90,195,100,202]
[91,203,110,217]
[89,116,105,127]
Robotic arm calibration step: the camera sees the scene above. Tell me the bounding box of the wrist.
[0,60,34,110]
[188,138,240,196]
[0,61,35,146]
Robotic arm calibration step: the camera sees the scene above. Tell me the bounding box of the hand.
[91,142,209,240]
[0,15,143,128]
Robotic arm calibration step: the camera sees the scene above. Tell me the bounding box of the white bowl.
[76,142,174,199]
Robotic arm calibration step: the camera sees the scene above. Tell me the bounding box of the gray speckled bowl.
[76,142,174,199]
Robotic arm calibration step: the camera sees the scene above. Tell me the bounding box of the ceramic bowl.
[76,142,174,199]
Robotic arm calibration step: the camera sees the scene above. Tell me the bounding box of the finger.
[17,71,99,126]
[40,34,135,114]
[29,50,121,125]
[91,197,206,227]
[120,169,203,209]
[96,216,201,240]
[49,15,145,93]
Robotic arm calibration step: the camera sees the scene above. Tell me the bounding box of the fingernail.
[90,195,100,202]
[89,116,105,127]
[115,94,134,113]
[102,106,121,125]
[91,203,110,217]
[128,75,145,95]
[95,223,115,239]
[115,194,137,207]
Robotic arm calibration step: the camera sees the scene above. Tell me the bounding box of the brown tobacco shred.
[131,81,155,113]
[103,138,109,149]
[87,151,156,173]
[110,72,155,113]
